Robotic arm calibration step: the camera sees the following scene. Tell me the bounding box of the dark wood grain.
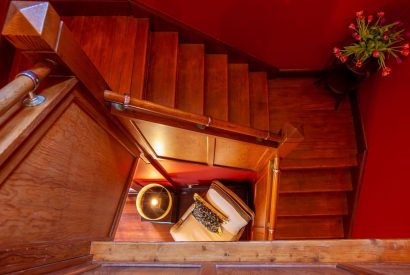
[279,169,352,193]
[176,44,205,114]
[0,241,90,274]
[146,32,178,107]
[130,18,149,99]
[277,193,348,216]
[204,54,228,121]
[249,72,269,131]
[275,217,344,239]
[228,63,250,127]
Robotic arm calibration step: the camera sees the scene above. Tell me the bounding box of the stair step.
[228,64,250,127]
[204,54,229,121]
[249,72,269,131]
[146,32,178,107]
[130,18,149,99]
[279,169,352,193]
[277,192,348,217]
[281,157,358,170]
[275,216,344,239]
[176,44,205,115]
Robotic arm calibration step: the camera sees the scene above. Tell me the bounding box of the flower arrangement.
[334,10,408,76]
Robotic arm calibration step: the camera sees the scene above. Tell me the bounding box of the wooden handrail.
[104,90,283,147]
[0,60,54,117]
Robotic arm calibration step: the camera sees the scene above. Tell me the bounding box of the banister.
[104,90,283,147]
[0,60,55,117]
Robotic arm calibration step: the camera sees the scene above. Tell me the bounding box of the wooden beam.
[91,239,410,263]
[2,1,110,105]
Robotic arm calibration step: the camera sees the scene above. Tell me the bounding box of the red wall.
[353,59,410,238]
[136,0,406,70]
[134,0,410,237]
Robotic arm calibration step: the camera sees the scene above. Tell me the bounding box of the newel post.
[1,1,109,104]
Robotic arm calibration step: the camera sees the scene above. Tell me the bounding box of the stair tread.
[228,63,250,127]
[281,157,358,170]
[176,44,205,115]
[275,216,344,239]
[277,192,348,217]
[249,72,269,131]
[279,169,353,193]
[130,18,149,99]
[204,54,229,121]
[146,32,178,107]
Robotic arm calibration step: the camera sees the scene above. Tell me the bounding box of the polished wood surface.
[252,164,270,240]
[0,78,77,182]
[204,54,229,121]
[0,60,54,118]
[130,18,149,99]
[279,169,352,193]
[2,2,110,104]
[115,195,174,242]
[228,63,250,127]
[176,44,205,114]
[275,217,344,239]
[249,72,270,131]
[91,239,410,263]
[105,91,281,145]
[277,193,348,217]
[146,32,178,107]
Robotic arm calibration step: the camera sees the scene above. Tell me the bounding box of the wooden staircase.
[63,14,358,240]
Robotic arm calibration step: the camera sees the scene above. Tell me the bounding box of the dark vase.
[344,57,379,78]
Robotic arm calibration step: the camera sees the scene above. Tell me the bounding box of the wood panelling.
[213,138,272,170]
[146,32,178,107]
[228,63,250,127]
[204,54,228,121]
[91,239,410,263]
[0,241,91,274]
[252,164,269,240]
[176,44,205,114]
[86,265,200,274]
[114,195,174,242]
[134,119,208,164]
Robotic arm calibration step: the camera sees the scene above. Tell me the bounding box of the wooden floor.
[114,195,174,242]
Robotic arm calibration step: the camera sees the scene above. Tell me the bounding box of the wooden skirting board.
[91,239,410,263]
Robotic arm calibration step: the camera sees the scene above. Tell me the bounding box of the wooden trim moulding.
[91,239,410,263]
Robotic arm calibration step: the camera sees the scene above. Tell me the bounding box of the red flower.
[339,55,347,63]
[355,59,363,68]
[383,34,389,40]
[372,50,380,58]
[367,15,373,23]
[333,47,341,54]
[355,34,362,41]
[356,10,364,19]
[352,32,358,38]
[348,23,356,30]
[401,49,409,56]
[403,43,410,49]
[382,67,391,77]
[377,11,385,18]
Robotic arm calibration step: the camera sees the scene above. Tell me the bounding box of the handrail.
[104,90,283,147]
[0,60,55,117]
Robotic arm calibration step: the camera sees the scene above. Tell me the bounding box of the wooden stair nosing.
[280,157,358,170]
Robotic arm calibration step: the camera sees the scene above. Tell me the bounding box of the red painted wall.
[136,0,406,70]
[353,59,410,238]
